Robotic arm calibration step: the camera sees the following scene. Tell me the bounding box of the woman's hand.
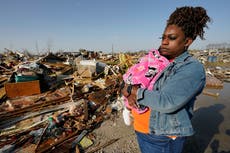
[121,83,139,108]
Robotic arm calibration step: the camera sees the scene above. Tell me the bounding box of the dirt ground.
[86,111,140,153]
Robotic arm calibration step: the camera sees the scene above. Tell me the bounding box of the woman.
[121,6,211,153]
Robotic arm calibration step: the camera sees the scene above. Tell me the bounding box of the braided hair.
[167,6,211,40]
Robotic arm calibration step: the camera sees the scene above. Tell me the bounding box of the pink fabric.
[123,49,170,113]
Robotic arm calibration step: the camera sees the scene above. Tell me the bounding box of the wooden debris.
[0,87,70,120]
[205,74,223,88]
[0,76,8,86]
[36,114,104,153]
[0,119,47,137]
[85,138,119,153]
[0,107,65,130]
[0,87,6,100]
[70,130,88,151]
[35,123,49,152]
[4,80,41,98]
[87,90,108,105]
[0,50,147,152]
[202,90,220,97]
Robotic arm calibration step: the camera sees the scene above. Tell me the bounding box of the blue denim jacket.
[137,51,206,137]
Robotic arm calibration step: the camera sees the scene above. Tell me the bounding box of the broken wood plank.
[203,90,220,97]
[85,138,119,153]
[36,114,104,153]
[0,87,71,120]
[4,80,40,98]
[0,96,70,121]
[0,119,47,137]
[35,123,49,151]
[0,87,6,100]
[36,129,81,153]
[0,107,66,130]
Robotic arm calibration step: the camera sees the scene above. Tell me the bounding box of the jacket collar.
[173,51,191,63]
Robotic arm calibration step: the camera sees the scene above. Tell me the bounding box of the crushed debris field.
[0,48,230,153]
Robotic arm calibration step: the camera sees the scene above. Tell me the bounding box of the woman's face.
[159,24,192,60]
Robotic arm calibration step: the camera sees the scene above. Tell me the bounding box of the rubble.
[0,49,124,153]
[190,49,230,83]
[0,48,229,152]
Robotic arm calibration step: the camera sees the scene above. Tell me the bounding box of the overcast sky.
[0,0,230,53]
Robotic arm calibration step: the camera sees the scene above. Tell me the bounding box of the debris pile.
[190,49,230,83]
[0,48,228,152]
[0,49,130,153]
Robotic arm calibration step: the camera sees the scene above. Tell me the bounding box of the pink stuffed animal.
[122,49,169,125]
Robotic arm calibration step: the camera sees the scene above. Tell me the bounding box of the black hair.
[167,6,211,40]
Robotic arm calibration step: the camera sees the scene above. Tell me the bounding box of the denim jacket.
[137,51,206,137]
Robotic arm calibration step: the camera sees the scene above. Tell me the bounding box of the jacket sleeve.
[136,61,206,113]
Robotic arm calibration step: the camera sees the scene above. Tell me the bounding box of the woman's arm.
[137,61,206,113]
